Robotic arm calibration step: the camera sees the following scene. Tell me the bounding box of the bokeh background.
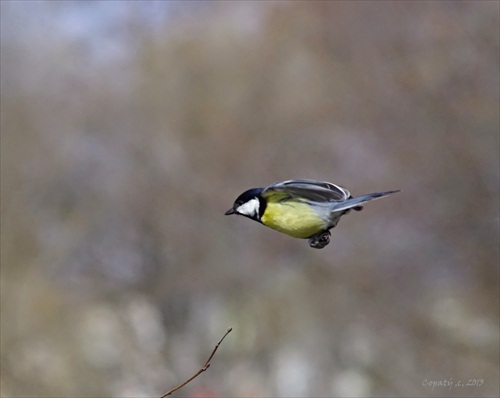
[1,1,499,397]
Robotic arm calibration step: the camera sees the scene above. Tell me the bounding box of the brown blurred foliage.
[1,1,499,397]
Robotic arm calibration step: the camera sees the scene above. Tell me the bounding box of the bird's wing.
[262,179,351,203]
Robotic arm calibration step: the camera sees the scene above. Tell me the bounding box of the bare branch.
[160,327,233,397]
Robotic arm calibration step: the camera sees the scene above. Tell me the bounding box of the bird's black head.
[225,188,265,221]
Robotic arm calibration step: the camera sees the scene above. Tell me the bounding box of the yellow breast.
[261,201,326,239]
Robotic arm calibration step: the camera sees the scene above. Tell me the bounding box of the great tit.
[225,179,400,249]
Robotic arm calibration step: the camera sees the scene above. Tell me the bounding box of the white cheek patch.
[237,198,260,217]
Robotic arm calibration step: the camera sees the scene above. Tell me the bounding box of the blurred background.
[1,1,499,397]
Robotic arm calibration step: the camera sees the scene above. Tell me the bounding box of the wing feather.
[262,179,351,203]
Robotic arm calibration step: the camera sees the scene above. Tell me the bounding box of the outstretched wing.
[262,179,351,203]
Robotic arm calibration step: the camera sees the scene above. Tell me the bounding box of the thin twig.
[160,327,233,398]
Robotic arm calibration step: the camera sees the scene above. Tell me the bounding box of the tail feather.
[332,190,400,213]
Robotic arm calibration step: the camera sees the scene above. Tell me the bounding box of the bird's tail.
[332,190,400,213]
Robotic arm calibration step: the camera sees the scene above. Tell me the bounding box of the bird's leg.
[308,230,331,249]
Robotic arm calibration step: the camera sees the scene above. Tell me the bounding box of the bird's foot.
[308,230,331,249]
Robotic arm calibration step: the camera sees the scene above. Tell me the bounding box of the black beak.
[225,208,236,215]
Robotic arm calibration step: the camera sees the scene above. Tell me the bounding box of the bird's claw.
[308,230,331,249]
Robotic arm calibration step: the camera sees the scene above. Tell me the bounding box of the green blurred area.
[1,1,499,397]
